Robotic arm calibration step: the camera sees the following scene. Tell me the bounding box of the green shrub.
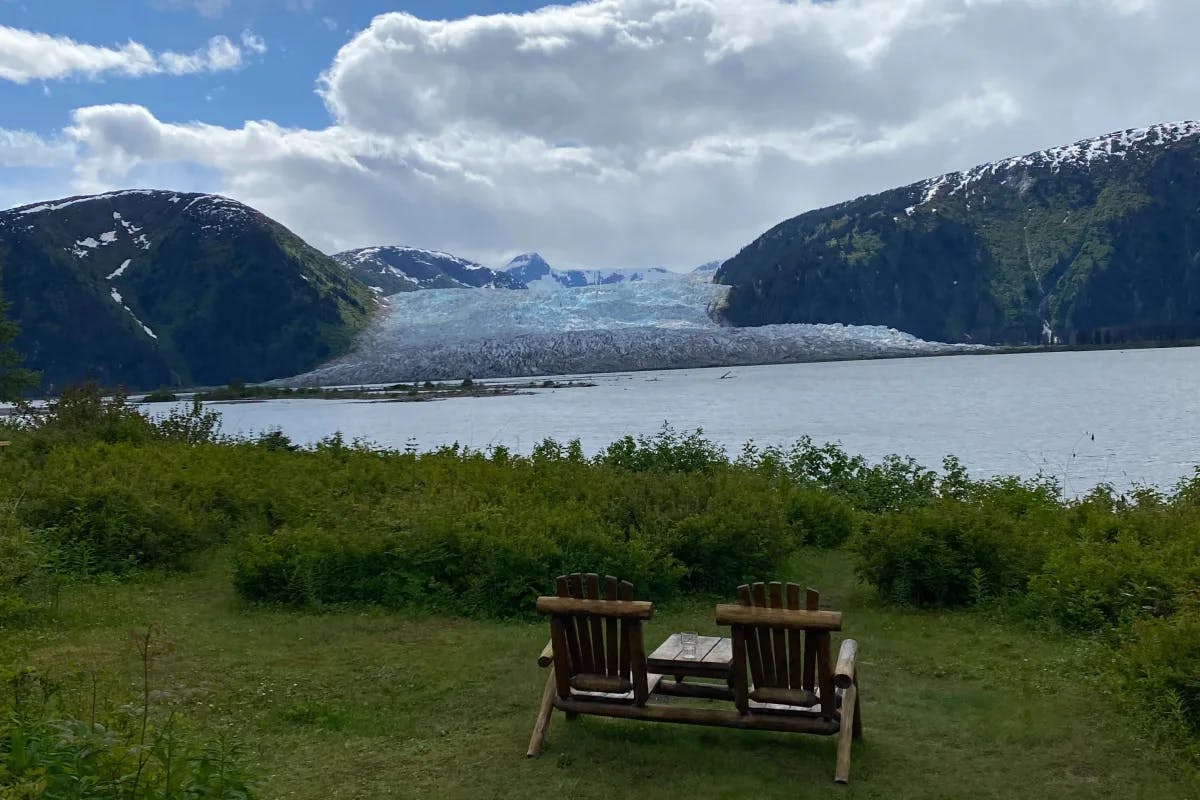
[785,488,860,548]
[595,425,727,473]
[1121,599,1200,736]
[854,499,1048,607]
[1027,501,1200,631]
[2,640,257,799]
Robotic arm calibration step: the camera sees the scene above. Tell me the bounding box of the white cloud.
[0,25,265,83]
[11,0,1200,269]
[0,129,74,168]
[241,30,268,55]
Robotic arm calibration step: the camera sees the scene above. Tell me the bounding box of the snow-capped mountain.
[719,121,1200,347]
[503,252,673,290]
[333,246,524,295]
[0,189,373,389]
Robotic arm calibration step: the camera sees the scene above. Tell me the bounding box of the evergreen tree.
[0,282,38,400]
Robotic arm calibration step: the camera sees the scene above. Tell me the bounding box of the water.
[173,347,1198,493]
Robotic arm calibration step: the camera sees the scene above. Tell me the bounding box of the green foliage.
[854,498,1051,607]
[0,283,38,401]
[596,425,727,473]
[1121,597,1200,737]
[1,632,257,799]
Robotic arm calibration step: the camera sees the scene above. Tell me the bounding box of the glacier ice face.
[283,272,988,385]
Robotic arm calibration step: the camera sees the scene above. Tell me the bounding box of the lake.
[162,347,1200,494]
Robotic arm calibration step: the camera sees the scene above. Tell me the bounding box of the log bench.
[527,574,862,784]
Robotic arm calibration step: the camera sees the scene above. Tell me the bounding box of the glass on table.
[680,631,699,659]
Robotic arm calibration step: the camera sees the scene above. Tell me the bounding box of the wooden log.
[550,697,840,736]
[803,588,819,692]
[769,582,789,688]
[834,680,858,783]
[571,674,633,693]
[751,583,776,686]
[834,639,858,690]
[549,616,573,700]
[715,605,843,631]
[568,574,594,672]
[526,669,557,757]
[737,585,767,691]
[618,581,634,680]
[816,632,836,721]
[750,686,818,707]
[585,574,605,674]
[629,620,649,706]
[731,626,749,714]
[557,577,583,677]
[604,576,619,676]
[535,597,654,619]
[786,583,804,689]
[653,680,736,701]
[537,639,554,668]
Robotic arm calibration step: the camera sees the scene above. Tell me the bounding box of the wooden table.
[647,634,735,701]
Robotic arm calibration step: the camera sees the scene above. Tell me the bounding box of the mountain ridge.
[333,245,524,295]
[716,121,1200,346]
[0,189,375,389]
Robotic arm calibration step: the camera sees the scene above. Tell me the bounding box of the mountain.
[0,190,375,390]
[716,121,1200,346]
[333,246,524,295]
[503,252,673,289]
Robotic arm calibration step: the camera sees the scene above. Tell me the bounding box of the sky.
[0,0,1197,270]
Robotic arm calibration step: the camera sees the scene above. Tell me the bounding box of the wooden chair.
[527,575,863,783]
[526,573,659,757]
[717,582,862,783]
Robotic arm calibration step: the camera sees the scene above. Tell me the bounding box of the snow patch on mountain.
[334,245,523,294]
[106,259,132,280]
[503,251,673,290]
[915,121,1200,208]
[109,287,157,339]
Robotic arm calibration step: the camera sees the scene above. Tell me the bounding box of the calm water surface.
[193,348,1199,493]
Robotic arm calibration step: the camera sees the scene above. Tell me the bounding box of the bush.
[785,488,860,548]
[854,498,1050,607]
[1121,599,1200,736]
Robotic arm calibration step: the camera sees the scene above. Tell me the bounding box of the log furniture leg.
[526,668,557,757]
[834,678,858,784]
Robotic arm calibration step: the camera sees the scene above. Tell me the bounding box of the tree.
[0,282,38,400]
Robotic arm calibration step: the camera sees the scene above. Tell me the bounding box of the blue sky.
[1,1,1197,268]
[0,1,540,133]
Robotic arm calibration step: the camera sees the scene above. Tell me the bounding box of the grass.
[2,549,1196,799]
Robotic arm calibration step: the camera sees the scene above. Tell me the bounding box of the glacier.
[283,273,988,385]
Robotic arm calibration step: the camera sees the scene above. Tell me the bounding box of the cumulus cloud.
[14,0,1200,268]
[0,25,265,83]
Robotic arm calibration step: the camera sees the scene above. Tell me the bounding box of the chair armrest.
[537,639,554,668]
[834,639,858,689]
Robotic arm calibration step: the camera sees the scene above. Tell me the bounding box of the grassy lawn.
[2,549,1196,800]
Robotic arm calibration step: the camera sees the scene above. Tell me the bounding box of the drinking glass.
[681,631,699,659]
